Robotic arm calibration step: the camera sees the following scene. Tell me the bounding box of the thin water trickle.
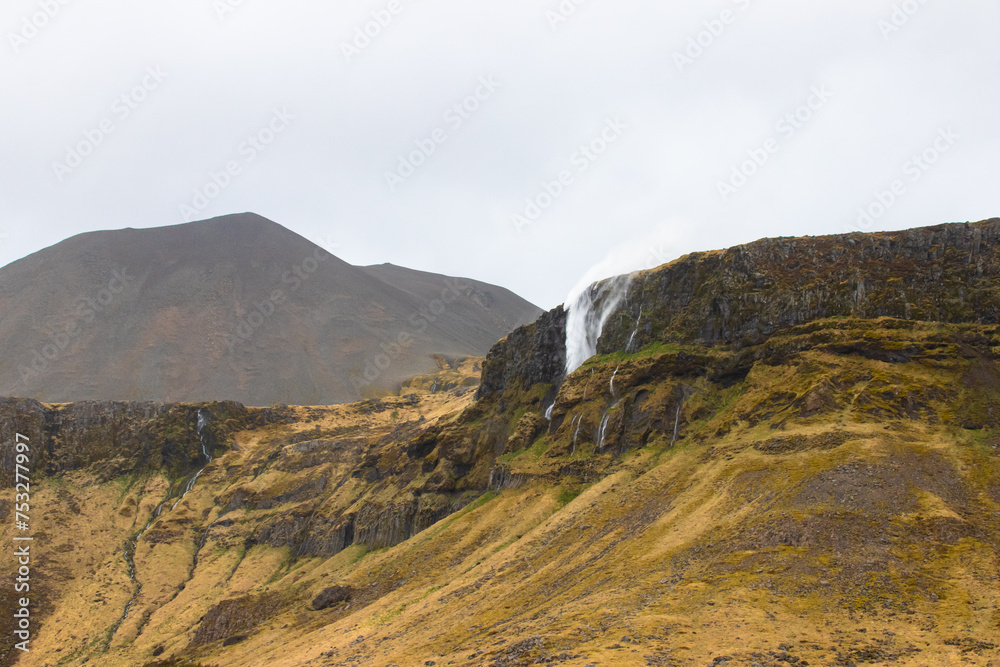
[170,410,213,511]
[197,408,212,462]
[670,403,682,447]
[571,415,581,455]
[596,413,611,450]
[114,409,215,643]
[627,307,643,352]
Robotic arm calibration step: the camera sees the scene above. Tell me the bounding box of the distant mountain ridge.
[0,213,542,405]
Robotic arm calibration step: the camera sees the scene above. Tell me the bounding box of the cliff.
[480,219,1000,400]
[0,399,281,486]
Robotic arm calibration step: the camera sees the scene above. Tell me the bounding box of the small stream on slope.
[108,409,214,646]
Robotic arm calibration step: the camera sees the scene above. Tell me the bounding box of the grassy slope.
[8,323,1000,667]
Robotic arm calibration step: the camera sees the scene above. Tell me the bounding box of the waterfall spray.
[564,274,633,375]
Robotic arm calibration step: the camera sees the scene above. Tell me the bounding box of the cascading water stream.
[596,413,611,451]
[670,403,682,448]
[564,274,633,375]
[571,415,581,455]
[171,409,212,510]
[105,537,143,648]
[109,409,215,646]
[197,409,212,462]
[627,307,643,352]
[610,365,619,396]
[545,404,554,421]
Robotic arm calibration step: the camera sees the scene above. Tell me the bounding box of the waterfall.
[670,403,682,447]
[172,409,213,510]
[610,365,619,396]
[197,409,212,462]
[545,404,554,421]
[134,501,166,545]
[172,466,206,510]
[596,413,611,451]
[564,274,633,375]
[113,407,217,642]
[570,415,581,455]
[627,307,643,352]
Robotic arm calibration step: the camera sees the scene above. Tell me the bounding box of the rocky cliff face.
[607,219,1000,350]
[480,219,1000,400]
[476,306,566,401]
[0,398,286,486]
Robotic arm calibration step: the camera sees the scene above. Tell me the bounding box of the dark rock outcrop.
[311,586,353,611]
[191,592,286,646]
[476,306,567,401]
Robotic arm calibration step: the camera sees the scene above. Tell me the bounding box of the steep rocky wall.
[605,219,1000,352]
[246,492,478,558]
[0,398,288,487]
[479,219,1000,398]
[476,306,566,401]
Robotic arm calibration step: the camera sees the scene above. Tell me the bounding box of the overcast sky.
[1,0,997,309]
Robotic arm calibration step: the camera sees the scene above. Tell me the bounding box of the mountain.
[1,219,999,666]
[0,213,542,406]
